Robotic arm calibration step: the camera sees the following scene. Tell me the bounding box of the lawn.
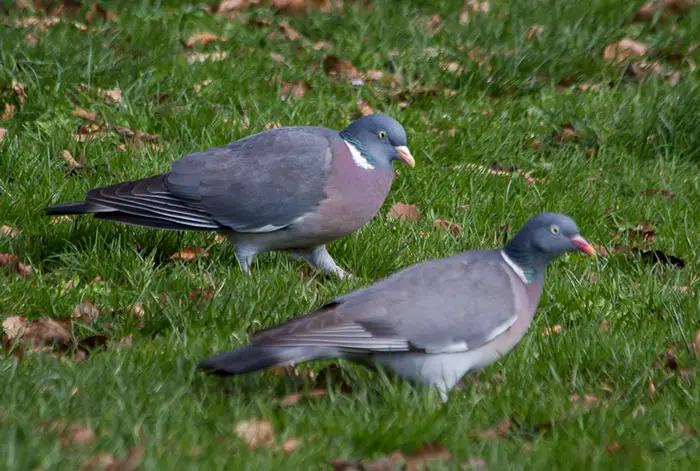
[1,0,699,469]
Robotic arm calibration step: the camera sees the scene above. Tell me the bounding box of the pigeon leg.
[234,245,258,274]
[290,246,351,279]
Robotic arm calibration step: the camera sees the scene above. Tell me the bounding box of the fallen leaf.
[542,324,562,336]
[218,0,253,16]
[433,219,462,236]
[280,81,310,100]
[527,24,544,40]
[279,21,302,41]
[312,40,333,50]
[61,424,96,447]
[647,378,656,398]
[60,149,84,171]
[634,0,694,23]
[193,79,213,93]
[604,39,649,64]
[280,388,328,406]
[441,61,463,75]
[404,443,452,471]
[184,32,226,47]
[81,453,116,470]
[269,52,287,64]
[185,51,228,64]
[476,420,513,440]
[113,126,159,145]
[605,441,622,454]
[73,122,108,142]
[554,123,581,142]
[0,253,32,277]
[282,438,300,454]
[660,349,678,370]
[72,109,98,121]
[421,14,442,35]
[0,128,6,141]
[269,0,335,15]
[77,84,123,105]
[2,316,26,340]
[460,162,541,184]
[323,55,362,82]
[265,121,282,130]
[2,103,17,120]
[1,225,20,238]
[170,248,209,261]
[8,318,71,351]
[640,188,675,199]
[569,393,605,409]
[356,99,374,117]
[51,215,73,224]
[115,144,127,152]
[693,331,700,355]
[388,203,420,222]
[460,0,490,24]
[106,445,144,471]
[85,3,117,24]
[129,302,145,319]
[71,300,100,322]
[235,419,275,450]
[625,62,682,85]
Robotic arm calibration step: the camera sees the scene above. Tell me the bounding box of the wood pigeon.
[44,114,414,277]
[198,212,596,400]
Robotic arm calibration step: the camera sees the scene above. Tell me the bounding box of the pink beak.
[570,235,596,256]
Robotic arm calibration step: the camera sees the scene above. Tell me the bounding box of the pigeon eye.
[550,224,560,235]
[378,130,387,139]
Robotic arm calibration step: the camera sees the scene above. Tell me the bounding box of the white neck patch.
[501,250,528,284]
[344,140,375,170]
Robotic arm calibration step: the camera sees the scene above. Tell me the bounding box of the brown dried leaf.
[170,247,209,261]
[18,318,71,350]
[0,128,6,141]
[185,51,228,64]
[0,253,32,277]
[1,225,19,239]
[388,203,420,222]
[603,39,649,64]
[60,149,84,170]
[640,188,675,199]
[527,24,544,40]
[280,81,310,99]
[113,126,159,144]
[235,419,275,450]
[460,0,490,24]
[270,0,334,15]
[193,79,213,93]
[433,219,462,236]
[356,99,374,117]
[404,443,452,471]
[2,315,27,340]
[421,14,442,35]
[2,103,17,120]
[81,453,116,471]
[106,445,144,471]
[476,420,513,440]
[72,109,98,121]
[281,438,300,454]
[279,21,302,41]
[62,424,96,447]
[72,300,100,322]
[647,378,656,398]
[323,55,361,81]
[280,388,328,406]
[218,0,254,15]
[569,393,605,409]
[184,32,226,48]
[634,0,694,23]
[312,40,333,50]
[542,324,562,336]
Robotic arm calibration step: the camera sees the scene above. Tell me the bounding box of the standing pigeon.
[44,114,414,278]
[198,212,596,400]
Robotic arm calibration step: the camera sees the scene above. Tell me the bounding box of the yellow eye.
[378,130,387,139]
[550,224,560,235]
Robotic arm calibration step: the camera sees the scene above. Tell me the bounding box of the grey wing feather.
[86,174,222,230]
[251,251,519,354]
[167,127,335,232]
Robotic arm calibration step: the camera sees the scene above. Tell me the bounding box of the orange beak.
[570,235,596,256]
[394,146,415,168]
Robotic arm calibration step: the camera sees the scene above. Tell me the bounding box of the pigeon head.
[504,212,595,282]
[340,114,415,169]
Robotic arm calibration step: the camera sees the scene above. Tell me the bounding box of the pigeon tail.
[43,201,112,215]
[197,344,333,376]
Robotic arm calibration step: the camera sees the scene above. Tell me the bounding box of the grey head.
[340,114,415,170]
[503,212,595,282]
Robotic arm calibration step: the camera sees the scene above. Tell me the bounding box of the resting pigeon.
[44,114,414,277]
[198,212,596,400]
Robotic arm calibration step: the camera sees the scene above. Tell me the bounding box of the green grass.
[1,0,699,469]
